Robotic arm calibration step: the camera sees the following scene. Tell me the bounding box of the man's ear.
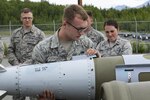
[62,20,67,26]
[20,17,22,22]
[32,16,34,20]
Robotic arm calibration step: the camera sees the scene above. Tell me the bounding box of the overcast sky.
[29,0,148,9]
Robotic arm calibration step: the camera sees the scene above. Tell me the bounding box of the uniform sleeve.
[0,40,4,63]
[7,33,19,65]
[122,41,133,55]
[32,42,47,64]
[88,38,95,49]
[97,31,105,43]
[39,31,46,40]
[96,42,101,51]
[40,30,45,41]
[83,36,95,49]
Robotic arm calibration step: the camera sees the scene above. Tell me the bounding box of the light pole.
[78,0,82,6]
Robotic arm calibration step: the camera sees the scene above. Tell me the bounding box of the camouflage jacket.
[32,31,94,63]
[0,40,4,63]
[8,25,45,65]
[96,37,132,57]
[85,27,105,48]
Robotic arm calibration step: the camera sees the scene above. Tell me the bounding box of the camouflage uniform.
[0,40,4,63]
[96,36,132,57]
[85,27,105,48]
[32,30,94,63]
[8,25,45,65]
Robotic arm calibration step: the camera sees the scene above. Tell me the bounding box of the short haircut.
[21,8,32,13]
[104,20,119,29]
[63,4,88,23]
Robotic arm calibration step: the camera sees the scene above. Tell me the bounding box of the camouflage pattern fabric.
[32,31,94,63]
[0,40,4,63]
[8,25,45,65]
[96,37,132,57]
[85,27,105,48]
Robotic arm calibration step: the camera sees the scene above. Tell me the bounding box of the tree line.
[1,0,150,32]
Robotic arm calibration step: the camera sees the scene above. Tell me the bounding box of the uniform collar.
[51,30,60,48]
[21,25,35,33]
[107,36,121,45]
[30,25,36,32]
[51,29,80,48]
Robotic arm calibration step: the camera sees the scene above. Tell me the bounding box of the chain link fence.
[0,20,150,54]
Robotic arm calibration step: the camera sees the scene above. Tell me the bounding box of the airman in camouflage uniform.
[8,25,45,65]
[32,5,99,100]
[84,10,105,48]
[8,8,45,66]
[7,8,45,100]
[32,5,99,64]
[32,30,94,63]
[96,19,132,57]
[96,36,132,57]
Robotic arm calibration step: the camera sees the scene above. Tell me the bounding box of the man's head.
[104,20,119,42]
[20,8,33,28]
[61,4,88,41]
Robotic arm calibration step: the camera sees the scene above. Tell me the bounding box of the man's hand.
[86,48,101,57]
[38,90,55,100]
